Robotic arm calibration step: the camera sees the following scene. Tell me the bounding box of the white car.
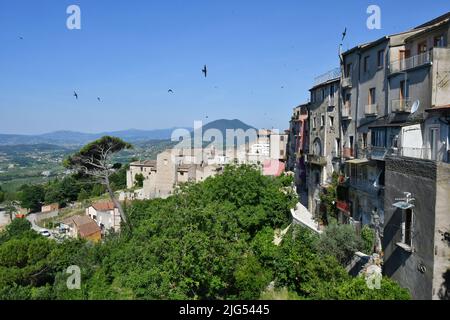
[40,230,51,237]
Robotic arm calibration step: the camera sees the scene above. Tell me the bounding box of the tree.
[5,218,32,238]
[0,186,5,203]
[317,223,363,266]
[64,136,132,227]
[4,201,18,221]
[134,173,145,188]
[17,185,45,212]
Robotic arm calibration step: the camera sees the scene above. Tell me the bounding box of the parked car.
[40,230,51,237]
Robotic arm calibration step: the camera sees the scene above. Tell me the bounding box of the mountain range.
[0,119,255,146]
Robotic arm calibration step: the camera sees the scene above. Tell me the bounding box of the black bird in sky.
[202,65,207,78]
[342,27,347,41]
[168,89,174,93]
[18,36,23,40]
[97,97,101,102]
[73,91,78,100]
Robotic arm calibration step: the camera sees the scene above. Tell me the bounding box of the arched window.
[313,138,322,156]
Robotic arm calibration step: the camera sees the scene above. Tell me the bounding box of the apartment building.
[334,12,450,299]
[286,103,309,193]
[307,69,341,218]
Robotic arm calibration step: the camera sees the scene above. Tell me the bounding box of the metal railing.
[369,146,388,161]
[391,99,412,113]
[389,51,432,74]
[365,104,378,116]
[313,68,341,86]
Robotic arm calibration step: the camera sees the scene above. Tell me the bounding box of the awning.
[393,201,415,210]
[346,159,370,165]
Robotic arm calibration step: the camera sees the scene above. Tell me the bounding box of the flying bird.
[342,27,347,41]
[97,97,101,102]
[202,65,207,78]
[168,89,174,93]
[73,91,78,100]
[18,36,24,40]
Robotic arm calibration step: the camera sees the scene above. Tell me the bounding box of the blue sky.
[0,0,448,134]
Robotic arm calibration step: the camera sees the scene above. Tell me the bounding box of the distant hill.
[0,119,256,146]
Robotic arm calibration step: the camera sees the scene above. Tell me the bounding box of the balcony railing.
[342,106,352,119]
[343,148,354,159]
[389,51,433,74]
[307,154,327,166]
[313,67,341,86]
[369,146,388,161]
[342,76,352,88]
[391,99,412,113]
[365,104,378,116]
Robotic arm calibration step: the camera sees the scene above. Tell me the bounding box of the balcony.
[307,154,327,166]
[391,99,412,113]
[343,148,354,159]
[369,146,388,161]
[389,51,432,74]
[342,106,352,119]
[365,104,378,116]
[342,76,352,88]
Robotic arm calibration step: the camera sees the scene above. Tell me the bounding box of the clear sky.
[0,0,448,134]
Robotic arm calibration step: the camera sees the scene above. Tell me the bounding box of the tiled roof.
[91,201,116,211]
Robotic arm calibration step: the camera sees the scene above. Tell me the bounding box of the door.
[430,128,440,160]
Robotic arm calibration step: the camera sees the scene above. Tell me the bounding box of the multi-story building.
[307,68,341,218]
[334,12,450,300]
[286,103,309,194]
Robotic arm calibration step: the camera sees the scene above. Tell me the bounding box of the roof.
[91,201,116,211]
[78,221,101,237]
[63,215,101,237]
[262,160,285,177]
[130,160,157,167]
[426,104,450,112]
[414,12,450,29]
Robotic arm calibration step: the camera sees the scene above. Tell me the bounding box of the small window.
[402,209,413,247]
[434,35,445,48]
[369,88,376,104]
[280,136,285,142]
[377,50,384,68]
[363,133,368,148]
[321,114,325,127]
[364,56,370,73]
[313,117,317,129]
[418,41,427,54]
[280,150,284,157]
[329,116,334,127]
[321,89,325,100]
[330,84,335,98]
[345,63,352,78]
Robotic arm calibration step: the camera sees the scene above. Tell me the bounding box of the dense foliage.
[0,165,410,300]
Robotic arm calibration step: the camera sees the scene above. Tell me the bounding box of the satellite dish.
[411,100,420,114]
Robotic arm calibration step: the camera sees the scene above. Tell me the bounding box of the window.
[345,93,351,107]
[371,129,386,147]
[313,117,316,129]
[399,50,410,61]
[280,136,285,142]
[369,88,376,104]
[280,150,284,157]
[321,114,325,127]
[402,209,413,247]
[377,50,384,68]
[329,116,334,127]
[321,89,326,100]
[345,63,352,78]
[364,56,370,73]
[418,41,427,54]
[330,84,335,98]
[434,35,445,47]
[400,80,409,100]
